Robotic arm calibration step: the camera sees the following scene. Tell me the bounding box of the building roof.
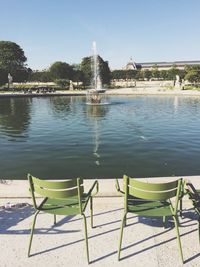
[125,57,137,70]
[139,60,200,67]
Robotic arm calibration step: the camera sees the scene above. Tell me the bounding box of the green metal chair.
[27,174,99,263]
[185,181,200,245]
[118,175,183,263]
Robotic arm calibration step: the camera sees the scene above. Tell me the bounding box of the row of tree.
[29,57,111,87]
[111,67,183,81]
[111,65,200,83]
[0,41,200,87]
[0,41,111,87]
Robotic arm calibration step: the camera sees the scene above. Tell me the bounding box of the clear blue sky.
[1,0,200,70]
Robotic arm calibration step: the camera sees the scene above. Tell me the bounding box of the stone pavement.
[0,197,200,267]
[0,177,200,267]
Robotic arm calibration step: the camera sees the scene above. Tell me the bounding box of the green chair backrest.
[123,175,182,212]
[28,174,84,210]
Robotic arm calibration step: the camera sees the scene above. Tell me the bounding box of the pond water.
[0,95,200,179]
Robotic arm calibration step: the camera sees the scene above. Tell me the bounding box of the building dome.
[126,57,137,70]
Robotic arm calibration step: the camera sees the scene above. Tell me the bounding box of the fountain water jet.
[91,41,102,91]
[86,41,108,105]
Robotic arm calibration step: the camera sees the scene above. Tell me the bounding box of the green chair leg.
[90,196,94,228]
[54,214,56,225]
[82,214,89,264]
[28,210,40,257]
[179,197,183,218]
[198,219,200,245]
[118,213,127,260]
[163,216,165,224]
[123,213,127,227]
[163,216,167,228]
[173,215,184,263]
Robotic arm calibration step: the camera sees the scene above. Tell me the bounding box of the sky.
[1,0,200,71]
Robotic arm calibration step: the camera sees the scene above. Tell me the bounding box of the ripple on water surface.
[0,95,200,179]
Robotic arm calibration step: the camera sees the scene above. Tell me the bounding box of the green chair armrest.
[87,180,99,197]
[115,179,124,194]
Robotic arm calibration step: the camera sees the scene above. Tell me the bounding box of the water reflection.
[49,96,87,118]
[49,96,72,115]
[173,96,179,113]
[86,104,109,118]
[0,98,31,139]
[1,95,200,179]
[86,104,109,166]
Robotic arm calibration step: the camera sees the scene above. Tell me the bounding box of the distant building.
[125,59,200,71]
[125,57,137,70]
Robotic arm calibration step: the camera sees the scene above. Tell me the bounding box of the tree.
[0,41,27,73]
[160,70,168,80]
[142,69,151,80]
[72,69,84,83]
[0,68,7,86]
[151,65,160,79]
[71,64,84,85]
[124,70,137,79]
[81,55,111,86]
[13,68,31,82]
[111,69,141,80]
[98,59,111,85]
[0,41,27,84]
[111,70,124,79]
[28,71,53,82]
[81,57,93,86]
[49,61,73,80]
[167,65,180,80]
[55,79,69,88]
[185,70,200,83]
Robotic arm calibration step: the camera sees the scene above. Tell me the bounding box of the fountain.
[86,41,108,105]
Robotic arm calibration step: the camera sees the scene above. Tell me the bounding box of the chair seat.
[39,193,90,215]
[127,198,174,217]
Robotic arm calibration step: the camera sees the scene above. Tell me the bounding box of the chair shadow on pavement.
[90,219,173,264]
[30,208,127,257]
[31,212,200,265]
[32,218,126,257]
[91,212,200,265]
[1,203,199,265]
[0,203,34,233]
[0,205,79,235]
[117,213,200,265]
